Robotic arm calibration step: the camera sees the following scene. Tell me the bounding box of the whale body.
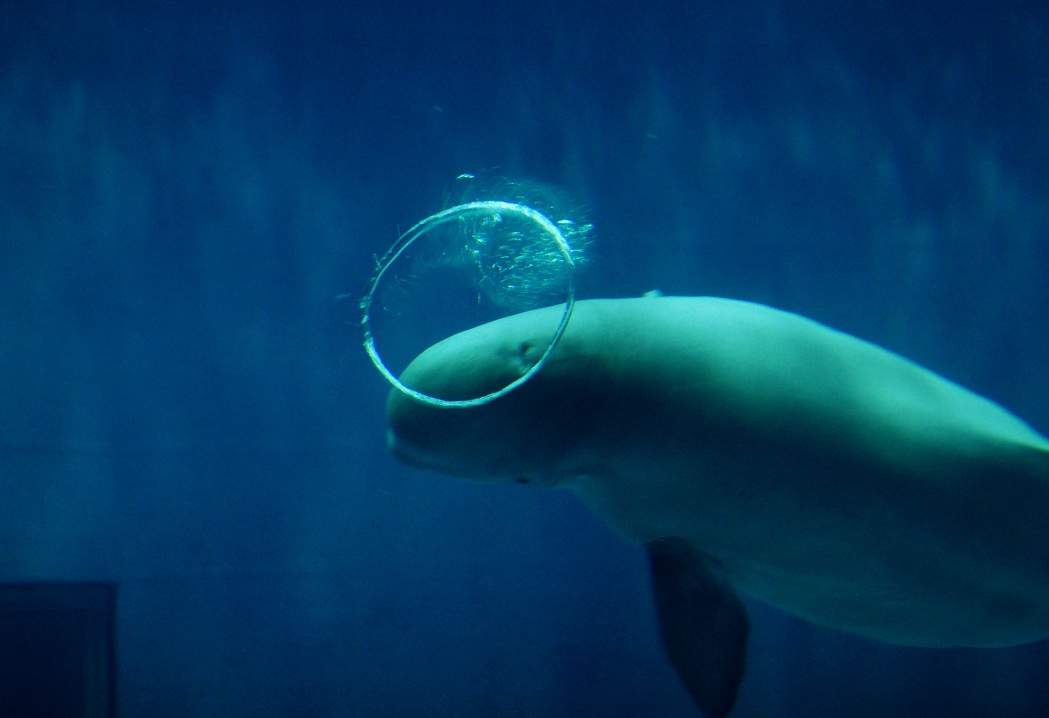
[384,296,1049,716]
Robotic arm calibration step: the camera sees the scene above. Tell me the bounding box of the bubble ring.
[361,200,576,409]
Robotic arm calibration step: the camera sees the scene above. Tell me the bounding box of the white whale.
[384,296,1049,717]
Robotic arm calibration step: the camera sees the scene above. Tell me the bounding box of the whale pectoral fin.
[645,537,750,718]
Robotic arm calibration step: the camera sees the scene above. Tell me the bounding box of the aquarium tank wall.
[1,0,1048,716]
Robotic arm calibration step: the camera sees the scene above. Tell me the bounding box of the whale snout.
[385,382,498,478]
[385,427,415,465]
[385,386,440,468]
[386,425,439,471]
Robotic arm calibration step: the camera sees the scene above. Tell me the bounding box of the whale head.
[385,304,608,486]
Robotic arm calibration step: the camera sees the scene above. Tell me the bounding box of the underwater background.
[2,0,1048,716]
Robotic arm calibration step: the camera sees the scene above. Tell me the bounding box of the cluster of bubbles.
[454,176,593,312]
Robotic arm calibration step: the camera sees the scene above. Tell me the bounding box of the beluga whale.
[384,295,1049,717]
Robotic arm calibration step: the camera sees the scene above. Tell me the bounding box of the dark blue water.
[2,1,1048,715]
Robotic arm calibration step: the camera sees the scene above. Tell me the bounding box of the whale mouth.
[386,428,466,477]
[386,429,432,470]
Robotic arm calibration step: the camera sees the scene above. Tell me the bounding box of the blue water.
[1,1,1048,715]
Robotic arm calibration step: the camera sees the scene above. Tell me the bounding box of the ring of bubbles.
[361,200,576,408]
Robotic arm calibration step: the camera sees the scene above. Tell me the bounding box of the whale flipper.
[647,537,750,718]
